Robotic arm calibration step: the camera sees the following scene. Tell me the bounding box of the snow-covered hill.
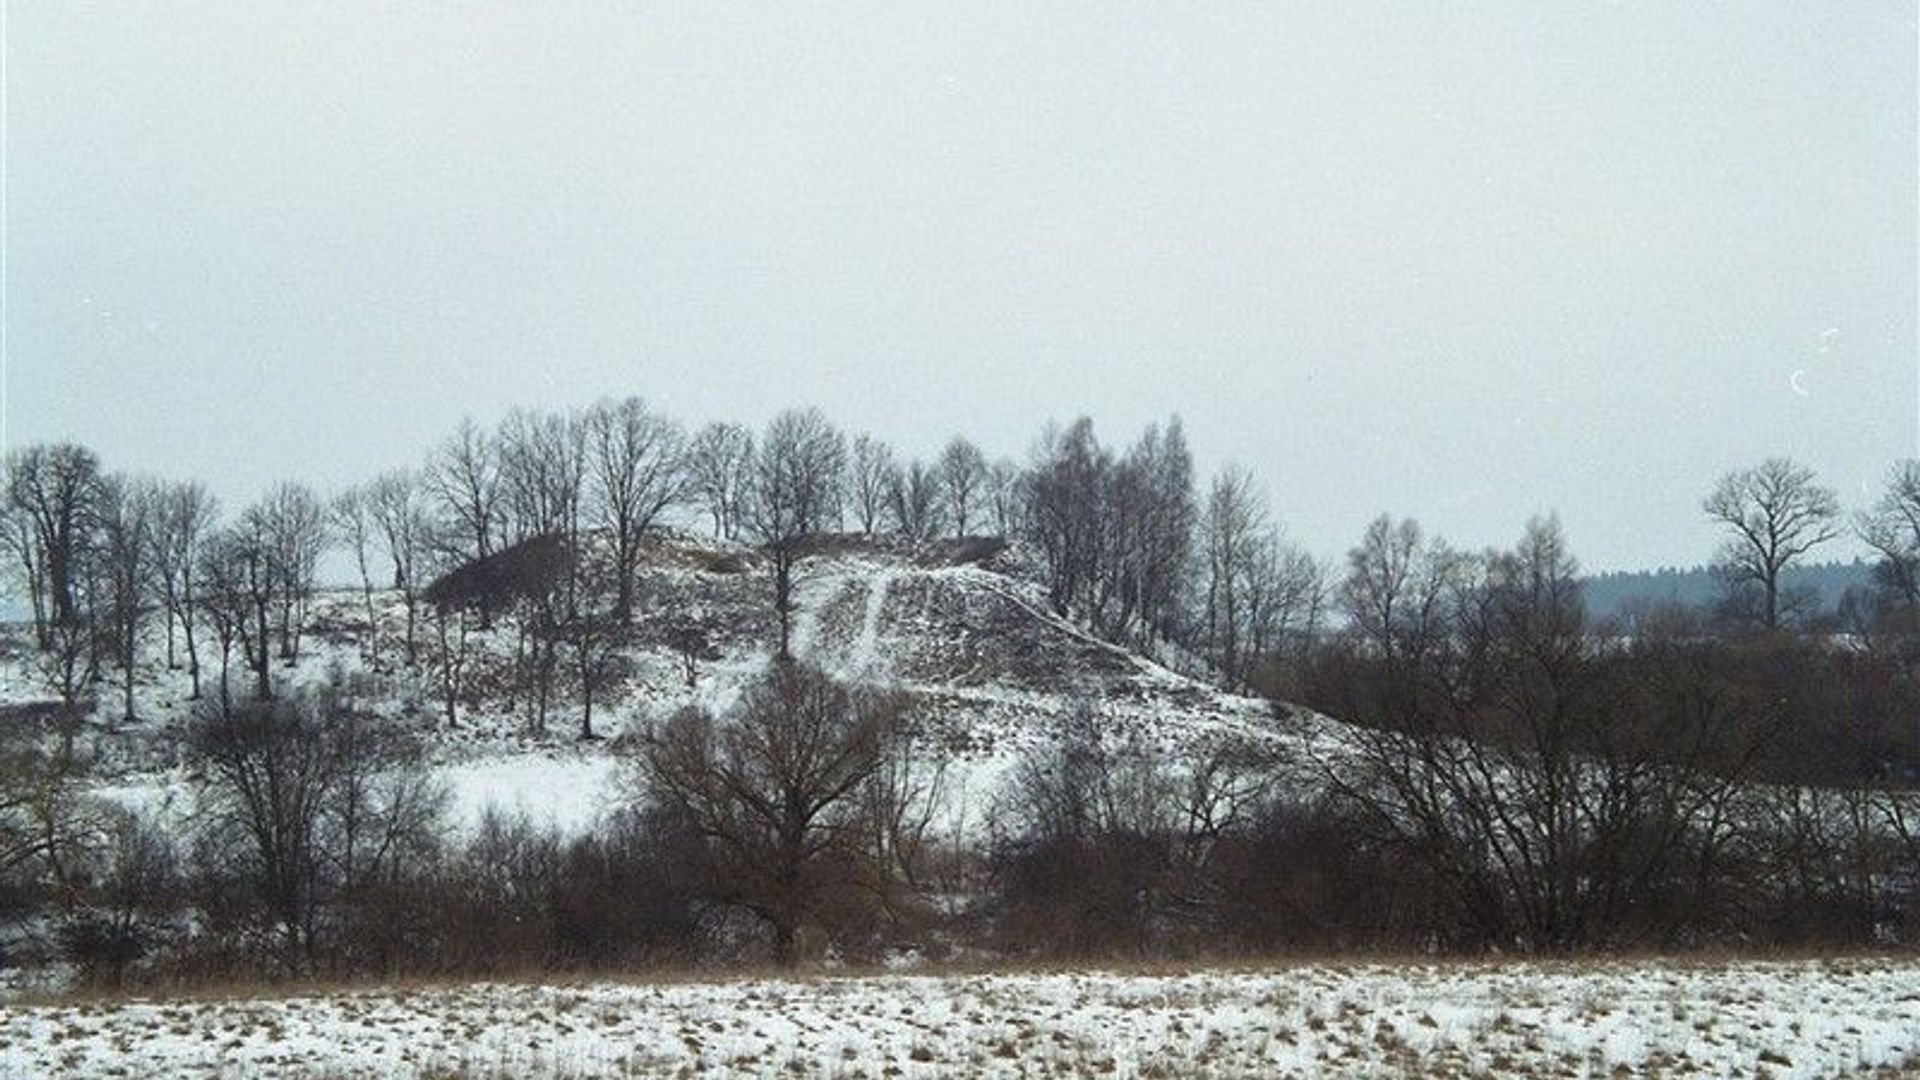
[1,532,1334,831]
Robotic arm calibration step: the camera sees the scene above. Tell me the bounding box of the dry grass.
[20,944,1915,1009]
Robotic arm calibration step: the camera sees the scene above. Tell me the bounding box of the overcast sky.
[8,3,1915,571]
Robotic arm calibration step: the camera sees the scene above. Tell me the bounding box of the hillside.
[1,531,1319,831]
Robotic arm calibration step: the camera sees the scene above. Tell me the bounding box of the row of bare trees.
[1,423,1911,745]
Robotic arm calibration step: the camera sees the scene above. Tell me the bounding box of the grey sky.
[8,3,1915,571]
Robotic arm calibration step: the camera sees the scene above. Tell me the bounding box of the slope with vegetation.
[0,407,1917,989]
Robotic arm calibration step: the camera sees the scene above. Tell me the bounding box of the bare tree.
[0,722,114,919]
[496,407,589,547]
[6,443,103,642]
[0,502,46,646]
[196,532,249,713]
[936,437,987,537]
[1113,418,1194,647]
[637,661,898,966]
[190,682,445,975]
[585,397,684,621]
[749,408,846,659]
[427,417,501,567]
[427,597,474,729]
[37,613,101,762]
[492,409,591,728]
[888,459,945,542]
[152,481,218,698]
[96,477,159,725]
[1201,467,1265,684]
[562,553,624,741]
[1340,514,1459,668]
[330,486,382,665]
[1238,535,1325,695]
[204,517,277,702]
[251,483,328,664]
[1022,418,1110,620]
[1857,459,1920,623]
[1703,458,1841,632]
[368,470,431,666]
[1200,469,1325,691]
[986,457,1022,538]
[686,421,755,541]
[848,433,896,535]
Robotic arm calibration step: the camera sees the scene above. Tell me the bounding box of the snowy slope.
[0,532,1332,832]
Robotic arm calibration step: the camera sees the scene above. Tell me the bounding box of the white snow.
[4,958,1916,1078]
[439,752,625,832]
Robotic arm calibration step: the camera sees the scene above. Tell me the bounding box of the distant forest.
[1582,559,1875,622]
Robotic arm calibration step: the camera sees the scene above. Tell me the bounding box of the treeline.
[9,409,1912,731]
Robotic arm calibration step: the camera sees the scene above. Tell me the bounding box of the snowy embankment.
[4,959,1917,1079]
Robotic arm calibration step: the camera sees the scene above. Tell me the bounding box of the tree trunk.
[254,600,273,700]
[183,598,202,701]
[770,918,796,969]
[121,634,136,724]
[773,544,795,660]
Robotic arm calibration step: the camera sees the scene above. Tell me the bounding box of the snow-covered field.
[4,959,1917,1078]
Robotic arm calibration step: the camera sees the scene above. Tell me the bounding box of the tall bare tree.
[0,503,45,645]
[496,407,589,547]
[368,470,431,667]
[686,421,755,541]
[330,486,382,665]
[1857,459,1920,623]
[1340,514,1461,671]
[190,683,444,975]
[196,532,248,713]
[252,483,328,663]
[1238,535,1325,695]
[936,436,987,537]
[887,459,945,542]
[96,477,160,724]
[207,517,278,702]
[1022,417,1111,620]
[1201,467,1264,683]
[749,408,846,659]
[1112,418,1194,646]
[637,661,898,966]
[848,433,895,536]
[152,481,217,699]
[585,397,684,621]
[6,443,103,642]
[1704,458,1841,631]
[427,417,500,566]
[986,457,1022,538]
[1314,516,1760,952]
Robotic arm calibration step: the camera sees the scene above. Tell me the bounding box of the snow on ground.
[4,959,1917,1078]
[440,752,625,831]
